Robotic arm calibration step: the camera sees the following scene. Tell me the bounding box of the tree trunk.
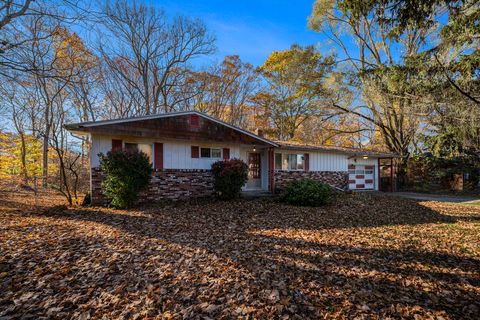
[19,132,28,184]
[42,133,49,188]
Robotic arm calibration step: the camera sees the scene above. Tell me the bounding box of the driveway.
[391,191,480,204]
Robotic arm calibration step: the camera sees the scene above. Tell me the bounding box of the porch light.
[363,155,369,159]
[253,146,257,152]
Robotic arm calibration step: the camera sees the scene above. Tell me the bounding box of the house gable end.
[76,114,272,146]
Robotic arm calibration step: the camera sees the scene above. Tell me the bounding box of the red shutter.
[223,148,230,160]
[112,139,122,151]
[304,153,309,171]
[189,115,200,128]
[191,146,199,158]
[154,143,163,170]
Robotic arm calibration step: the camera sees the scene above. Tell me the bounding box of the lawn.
[0,190,479,319]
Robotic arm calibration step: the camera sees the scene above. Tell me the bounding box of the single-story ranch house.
[65,111,396,205]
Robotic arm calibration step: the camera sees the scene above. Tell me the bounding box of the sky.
[157,0,325,67]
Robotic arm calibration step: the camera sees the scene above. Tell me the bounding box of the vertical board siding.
[90,135,241,170]
[164,141,240,170]
[91,135,114,167]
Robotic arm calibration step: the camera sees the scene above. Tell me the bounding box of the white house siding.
[347,157,379,191]
[90,134,241,169]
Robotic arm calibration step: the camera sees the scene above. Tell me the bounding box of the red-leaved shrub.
[211,159,248,199]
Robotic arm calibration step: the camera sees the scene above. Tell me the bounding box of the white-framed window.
[275,153,305,171]
[124,142,153,163]
[200,147,222,159]
[287,154,304,171]
[275,153,282,170]
[211,148,221,158]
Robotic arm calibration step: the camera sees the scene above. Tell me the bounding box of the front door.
[247,152,261,189]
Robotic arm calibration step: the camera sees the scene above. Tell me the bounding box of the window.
[211,148,221,158]
[285,154,304,171]
[275,153,282,170]
[200,147,211,158]
[200,147,222,158]
[124,143,152,163]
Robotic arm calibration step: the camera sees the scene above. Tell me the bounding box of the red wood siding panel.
[348,180,356,184]
[365,165,375,170]
[365,179,373,184]
[223,148,230,160]
[154,143,163,170]
[348,164,355,169]
[191,146,199,158]
[356,175,365,179]
[112,139,122,151]
[304,153,309,171]
[189,114,200,128]
[356,184,365,188]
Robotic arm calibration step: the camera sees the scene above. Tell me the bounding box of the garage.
[348,164,375,190]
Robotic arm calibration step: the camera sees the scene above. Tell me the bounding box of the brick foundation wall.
[274,170,348,191]
[91,167,214,205]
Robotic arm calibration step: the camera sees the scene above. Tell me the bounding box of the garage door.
[348,165,375,190]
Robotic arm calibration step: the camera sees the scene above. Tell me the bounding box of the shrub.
[99,150,152,208]
[211,159,248,200]
[281,178,332,206]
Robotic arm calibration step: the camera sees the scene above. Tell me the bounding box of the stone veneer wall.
[91,167,214,205]
[274,170,348,191]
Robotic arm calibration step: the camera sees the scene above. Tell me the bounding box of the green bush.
[211,159,248,200]
[99,150,152,208]
[281,178,332,206]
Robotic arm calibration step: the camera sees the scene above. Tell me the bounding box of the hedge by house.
[99,150,152,208]
[281,178,332,206]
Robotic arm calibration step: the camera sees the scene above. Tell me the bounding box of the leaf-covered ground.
[1,190,479,319]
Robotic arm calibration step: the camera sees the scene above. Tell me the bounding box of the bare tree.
[177,55,259,128]
[97,0,215,115]
[309,1,435,159]
[0,0,90,78]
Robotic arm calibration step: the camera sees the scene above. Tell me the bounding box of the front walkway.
[390,191,480,204]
